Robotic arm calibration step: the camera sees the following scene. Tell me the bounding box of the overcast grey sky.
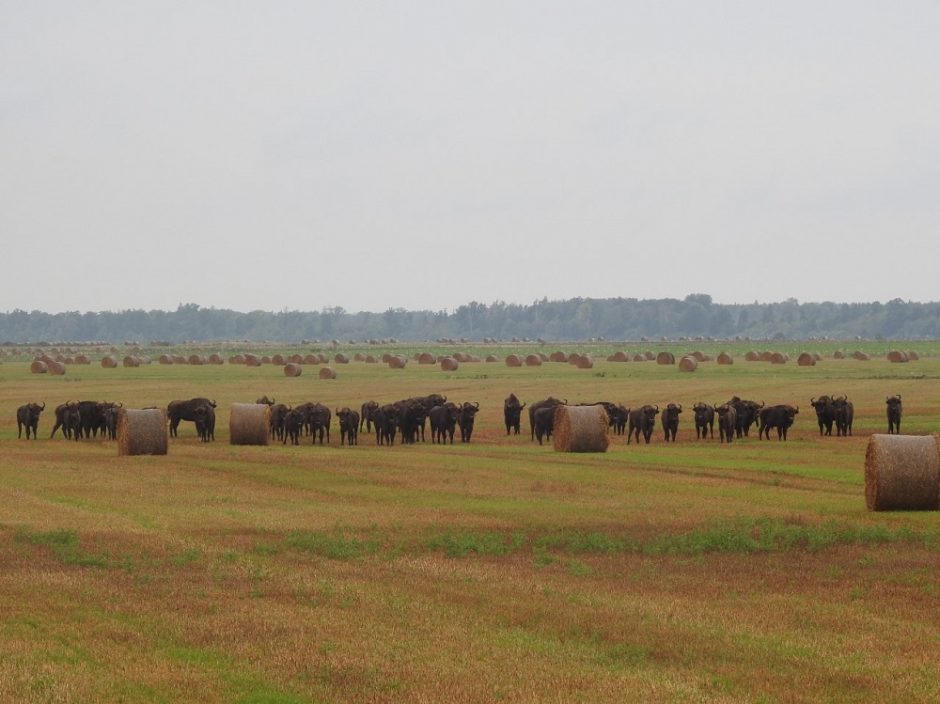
[2,1,938,314]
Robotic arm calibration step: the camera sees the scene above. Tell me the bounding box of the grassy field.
[2,344,940,702]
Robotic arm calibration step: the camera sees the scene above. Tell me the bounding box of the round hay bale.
[158,354,173,365]
[47,361,66,375]
[656,351,675,365]
[770,352,787,364]
[283,363,302,377]
[833,350,845,359]
[260,355,271,364]
[552,405,609,453]
[678,356,698,372]
[632,354,646,362]
[485,355,499,363]
[745,350,760,361]
[365,355,378,363]
[74,354,90,365]
[317,353,329,364]
[644,351,655,361]
[690,350,706,362]
[525,354,542,367]
[538,352,549,362]
[117,408,168,456]
[187,354,204,365]
[907,350,920,361]
[173,355,187,364]
[230,354,246,365]
[549,351,568,362]
[54,354,66,363]
[209,353,224,365]
[289,354,304,364]
[418,352,437,364]
[759,351,774,362]
[576,355,594,369]
[505,354,522,367]
[101,356,118,368]
[887,350,909,363]
[609,351,629,362]
[797,352,816,366]
[268,354,283,365]
[63,356,74,364]
[467,354,482,363]
[381,353,393,363]
[334,353,349,364]
[244,354,261,367]
[852,351,871,361]
[229,403,271,446]
[30,360,48,374]
[319,366,336,379]
[440,356,459,371]
[567,353,582,365]
[865,434,940,511]
[453,352,469,363]
[304,354,319,365]
[353,352,365,362]
[716,352,733,365]
[388,355,407,369]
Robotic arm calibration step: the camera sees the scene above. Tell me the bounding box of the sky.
[2,1,939,314]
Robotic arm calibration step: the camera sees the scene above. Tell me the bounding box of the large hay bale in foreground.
[117,408,168,456]
[47,361,66,375]
[101,356,118,368]
[319,366,336,379]
[865,434,940,511]
[525,354,542,367]
[656,351,675,365]
[538,352,549,362]
[887,350,909,363]
[388,355,407,369]
[283,363,302,377]
[678,356,698,372]
[717,352,733,365]
[505,354,522,367]
[30,360,48,374]
[797,352,816,366]
[553,405,610,453]
[229,404,271,446]
[440,356,459,371]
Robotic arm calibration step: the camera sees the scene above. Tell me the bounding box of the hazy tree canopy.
[1,298,937,343]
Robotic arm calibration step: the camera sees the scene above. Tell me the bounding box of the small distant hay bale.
[117,408,168,456]
[317,353,329,364]
[812,353,822,361]
[47,361,66,375]
[865,434,940,511]
[304,354,319,365]
[833,350,845,359]
[758,351,773,362]
[609,351,629,362]
[770,352,787,364]
[553,405,609,453]
[505,354,522,367]
[30,360,48,374]
[74,354,90,364]
[797,352,816,366]
[656,352,675,365]
[365,355,378,363]
[525,354,542,367]
[485,354,499,363]
[644,351,655,361]
[260,355,271,364]
[54,354,66,362]
[173,355,187,364]
[230,354,246,364]
[549,351,568,362]
[690,350,706,362]
[576,355,594,369]
[63,356,74,364]
[283,363,302,377]
[271,354,285,365]
[334,353,349,364]
[452,352,468,362]
[244,354,262,367]
[158,354,173,365]
[887,350,909,363]
[440,356,459,371]
[852,351,871,361]
[538,352,549,362]
[907,350,920,361]
[567,353,582,365]
[381,353,393,363]
[319,366,336,379]
[717,352,733,365]
[123,355,140,368]
[467,354,482,363]
[209,353,224,364]
[353,352,365,362]
[289,354,304,364]
[187,354,205,365]
[678,356,698,372]
[101,356,118,368]
[388,355,407,369]
[229,403,271,446]
[745,350,760,361]
[632,354,646,362]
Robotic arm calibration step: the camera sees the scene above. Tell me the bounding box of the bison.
[360,401,379,433]
[692,402,714,440]
[533,406,556,446]
[831,395,854,437]
[716,403,736,443]
[168,398,217,438]
[16,402,45,439]
[336,407,360,446]
[458,402,480,443]
[627,405,659,445]
[528,397,566,441]
[886,395,902,434]
[661,403,682,442]
[429,402,460,444]
[194,404,215,442]
[503,393,526,435]
[758,405,799,441]
[728,397,763,438]
[810,396,834,436]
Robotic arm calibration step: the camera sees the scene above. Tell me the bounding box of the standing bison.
[692,402,714,440]
[336,407,360,446]
[886,395,902,434]
[661,403,682,442]
[810,396,834,436]
[17,402,45,439]
[627,405,659,445]
[529,397,566,441]
[167,398,217,438]
[458,402,480,443]
[716,403,736,443]
[758,405,799,441]
[503,394,526,435]
[831,395,854,437]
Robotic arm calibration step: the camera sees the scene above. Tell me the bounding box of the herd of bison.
[15,393,905,446]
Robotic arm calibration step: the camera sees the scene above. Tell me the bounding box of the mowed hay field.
[3,345,940,702]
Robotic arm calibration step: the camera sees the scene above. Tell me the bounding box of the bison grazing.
[627,405,659,445]
[692,402,714,440]
[503,393,526,435]
[661,403,682,442]
[715,403,736,443]
[167,398,217,438]
[831,395,853,437]
[16,402,45,439]
[758,405,799,441]
[336,407,360,446]
[458,402,480,443]
[886,395,902,434]
[810,396,834,436]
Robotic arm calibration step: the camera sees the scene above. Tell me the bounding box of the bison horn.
[677,404,682,412]
[40,402,45,410]
[474,402,480,409]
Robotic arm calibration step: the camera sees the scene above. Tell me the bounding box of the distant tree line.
[1,296,938,343]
